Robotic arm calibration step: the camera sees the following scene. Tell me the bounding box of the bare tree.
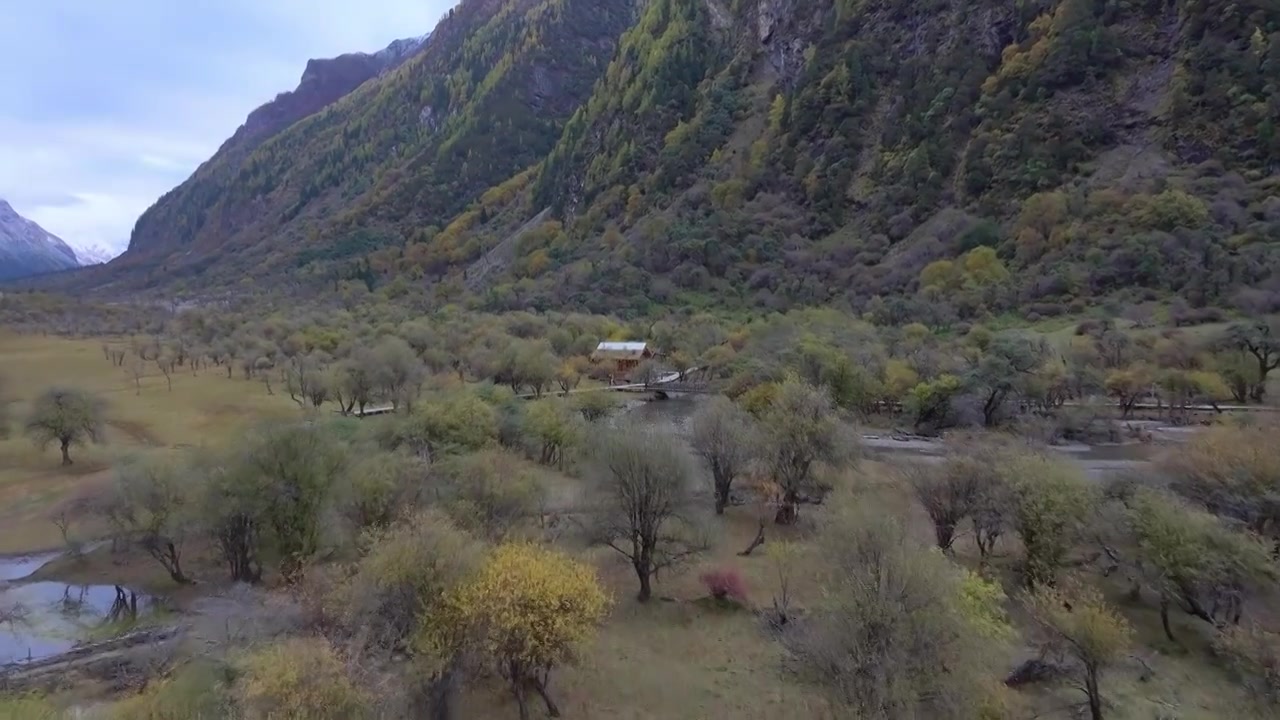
[787,502,1008,718]
[256,356,276,395]
[285,353,329,409]
[128,357,147,395]
[155,354,174,392]
[101,457,193,584]
[371,336,426,411]
[591,426,706,602]
[0,373,12,440]
[759,381,854,524]
[196,460,264,584]
[903,458,979,552]
[334,357,377,416]
[689,397,757,515]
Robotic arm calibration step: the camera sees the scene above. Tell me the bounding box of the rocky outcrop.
[757,0,789,42]
[220,34,431,158]
[0,199,80,281]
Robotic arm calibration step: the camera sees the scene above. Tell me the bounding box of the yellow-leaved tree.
[426,543,609,720]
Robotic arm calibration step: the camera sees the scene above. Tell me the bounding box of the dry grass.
[4,333,1273,719]
[0,331,300,554]
[459,503,835,720]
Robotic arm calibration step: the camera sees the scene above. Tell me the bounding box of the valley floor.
[1,332,1276,720]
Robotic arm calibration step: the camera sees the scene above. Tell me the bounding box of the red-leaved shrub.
[699,567,748,604]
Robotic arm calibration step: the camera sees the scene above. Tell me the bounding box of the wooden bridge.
[644,381,718,397]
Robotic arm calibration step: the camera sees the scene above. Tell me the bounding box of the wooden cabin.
[591,341,654,378]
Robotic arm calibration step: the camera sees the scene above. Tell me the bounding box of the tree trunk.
[739,520,766,556]
[146,538,191,584]
[1256,356,1271,402]
[635,560,652,602]
[424,658,462,720]
[509,664,530,720]
[774,496,798,525]
[60,438,72,466]
[1085,667,1103,720]
[533,674,561,718]
[983,391,1001,427]
[934,521,957,552]
[163,541,189,584]
[714,479,729,515]
[1160,597,1175,642]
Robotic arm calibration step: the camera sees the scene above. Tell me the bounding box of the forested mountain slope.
[81,0,1280,319]
[100,0,638,290]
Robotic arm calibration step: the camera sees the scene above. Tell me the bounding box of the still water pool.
[0,553,149,665]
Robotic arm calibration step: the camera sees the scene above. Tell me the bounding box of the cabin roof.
[592,341,650,360]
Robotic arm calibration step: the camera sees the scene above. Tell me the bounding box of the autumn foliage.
[236,638,369,720]
[699,567,749,604]
[428,542,609,720]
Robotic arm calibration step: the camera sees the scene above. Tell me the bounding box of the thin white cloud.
[0,1,455,257]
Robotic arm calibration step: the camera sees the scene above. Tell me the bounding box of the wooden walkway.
[351,370,717,418]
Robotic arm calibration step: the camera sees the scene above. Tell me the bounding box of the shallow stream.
[624,396,1168,479]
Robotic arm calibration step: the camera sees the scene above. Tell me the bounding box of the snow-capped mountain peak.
[372,33,430,66]
[68,243,120,266]
[0,198,81,280]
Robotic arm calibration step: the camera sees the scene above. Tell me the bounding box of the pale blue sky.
[0,1,453,255]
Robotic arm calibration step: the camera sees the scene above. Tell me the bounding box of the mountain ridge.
[0,199,81,281]
[227,33,431,160]
[48,0,1280,318]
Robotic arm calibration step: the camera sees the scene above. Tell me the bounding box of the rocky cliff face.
[0,200,80,281]
[220,34,431,160]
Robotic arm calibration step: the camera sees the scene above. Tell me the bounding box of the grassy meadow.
[0,331,299,554]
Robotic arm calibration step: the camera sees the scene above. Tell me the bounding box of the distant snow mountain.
[372,33,430,67]
[0,199,80,281]
[68,243,120,266]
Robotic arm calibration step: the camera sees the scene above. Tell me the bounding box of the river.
[622,395,1164,479]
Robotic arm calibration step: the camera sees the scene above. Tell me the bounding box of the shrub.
[1214,623,1280,709]
[111,660,233,719]
[437,449,545,540]
[700,567,749,604]
[334,451,424,532]
[788,503,1009,719]
[331,510,481,653]
[236,638,368,720]
[1025,302,1068,318]
[1074,318,1113,337]
[0,696,62,720]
